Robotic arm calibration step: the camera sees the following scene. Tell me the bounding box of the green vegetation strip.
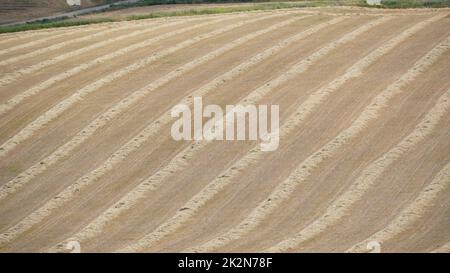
[125,2,339,20]
[0,18,116,34]
[377,0,450,9]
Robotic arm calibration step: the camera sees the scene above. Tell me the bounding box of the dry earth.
[0,7,449,253]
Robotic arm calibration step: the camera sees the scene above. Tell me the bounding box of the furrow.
[347,146,450,252]
[105,16,391,253]
[0,12,268,159]
[0,11,296,247]
[0,14,306,203]
[184,24,449,254]
[0,35,49,47]
[0,19,204,86]
[0,22,127,45]
[0,26,108,57]
[0,27,120,67]
[262,37,450,253]
[0,18,201,115]
[174,15,449,253]
[47,15,349,252]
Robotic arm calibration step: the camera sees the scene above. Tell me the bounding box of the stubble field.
[0,6,449,253]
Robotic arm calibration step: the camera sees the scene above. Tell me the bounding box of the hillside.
[0,7,448,252]
[0,0,114,24]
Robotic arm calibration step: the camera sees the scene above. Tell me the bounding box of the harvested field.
[0,7,449,253]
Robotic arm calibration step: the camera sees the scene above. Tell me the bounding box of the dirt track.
[0,7,449,253]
